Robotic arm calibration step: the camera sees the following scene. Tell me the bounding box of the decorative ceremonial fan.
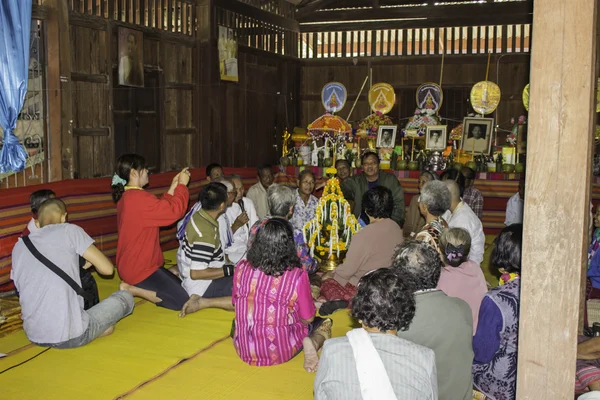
[470,81,501,115]
[368,83,395,114]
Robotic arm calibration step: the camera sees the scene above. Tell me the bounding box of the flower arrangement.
[303,175,361,259]
[358,111,393,138]
[403,108,442,137]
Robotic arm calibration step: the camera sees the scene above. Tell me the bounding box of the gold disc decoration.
[470,81,501,115]
[368,83,395,114]
[523,84,530,111]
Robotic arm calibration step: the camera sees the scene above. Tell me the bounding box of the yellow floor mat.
[0,243,498,400]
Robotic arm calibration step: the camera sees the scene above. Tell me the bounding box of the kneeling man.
[11,199,134,349]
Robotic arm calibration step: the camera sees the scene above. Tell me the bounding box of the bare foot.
[303,337,319,372]
[179,294,205,318]
[99,326,115,338]
[119,281,131,292]
[167,266,180,277]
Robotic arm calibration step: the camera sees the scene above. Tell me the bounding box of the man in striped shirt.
[177,182,235,317]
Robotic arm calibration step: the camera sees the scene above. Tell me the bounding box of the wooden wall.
[66,11,299,178]
[196,44,300,170]
[300,54,531,140]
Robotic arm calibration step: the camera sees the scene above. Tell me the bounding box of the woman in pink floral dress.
[233,217,332,372]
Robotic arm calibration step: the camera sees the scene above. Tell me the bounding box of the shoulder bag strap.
[22,236,88,299]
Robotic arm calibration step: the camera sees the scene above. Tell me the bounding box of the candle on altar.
[472,139,475,158]
[411,137,416,161]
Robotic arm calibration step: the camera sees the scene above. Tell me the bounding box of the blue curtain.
[0,0,32,173]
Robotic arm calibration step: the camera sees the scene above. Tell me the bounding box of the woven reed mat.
[0,297,22,338]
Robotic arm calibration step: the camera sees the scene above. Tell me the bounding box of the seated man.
[392,240,474,400]
[11,199,134,349]
[206,163,224,182]
[461,167,484,220]
[22,189,56,236]
[341,152,405,227]
[177,183,235,313]
[442,180,485,264]
[228,174,259,262]
[249,184,318,274]
[246,164,274,219]
[505,178,525,226]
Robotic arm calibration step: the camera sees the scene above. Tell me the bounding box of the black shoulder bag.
[21,236,100,310]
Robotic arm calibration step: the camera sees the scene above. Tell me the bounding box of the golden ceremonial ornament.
[368,83,395,114]
[523,84,530,112]
[470,81,501,115]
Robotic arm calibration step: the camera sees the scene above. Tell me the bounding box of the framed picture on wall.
[377,125,397,148]
[118,27,144,87]
[461,117,494,155]
[425,125,447,151]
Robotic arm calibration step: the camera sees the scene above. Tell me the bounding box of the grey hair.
[420,180,451,216]
[213,176,234,192]
[267,184,295,217]
[443,179,461,203]
[391,240,443,290]
[440,228,471,267]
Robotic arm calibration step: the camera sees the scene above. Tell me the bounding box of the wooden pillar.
[44,0,73,181]
[516,0,597,398]
[196,0,213,167]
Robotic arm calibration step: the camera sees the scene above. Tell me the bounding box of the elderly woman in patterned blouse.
[290,169,319,232]
[415,180,451,253]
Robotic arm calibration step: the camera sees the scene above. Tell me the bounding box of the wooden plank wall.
[198,44,300,169]
[300,54,530,141]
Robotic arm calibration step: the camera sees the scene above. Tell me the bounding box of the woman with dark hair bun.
[112,153,192,311]
[472,224,523,400]
[315,268,437,399]
[233,217,332,372]
[318,186,404,315]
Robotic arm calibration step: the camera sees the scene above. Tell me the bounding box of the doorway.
[113,70,162,173]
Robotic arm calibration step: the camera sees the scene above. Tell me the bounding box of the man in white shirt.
[228,175,259,263]
[246,164,274,219]
[442,180,485,264]
[505,178,525,226]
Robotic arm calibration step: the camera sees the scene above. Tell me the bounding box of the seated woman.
[415,180,451,253]
[112,154,191,311]
[472,224,522,400]
[233,218,332,372]
[314,268,438,399]
[437,228,488,333]
[586,208,600,325]
[404,171,436,238]
[575,336,600,396]
[319,186,404,315]
[290,169,319,232]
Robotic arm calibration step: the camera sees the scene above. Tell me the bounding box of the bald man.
[442,180,485,264]
[11,199,134,349]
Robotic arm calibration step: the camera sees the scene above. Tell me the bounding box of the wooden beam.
[300,53,530,67]
[73,127,110,136]
[44,0,73,181]
[298,1,532,23]
[295,0,339,20]
[516,0,597,399]
[300,13,532,32]
[70,72,109,83]
[218,0,299,33]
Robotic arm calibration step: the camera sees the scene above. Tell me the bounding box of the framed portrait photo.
[461,117,494,155]
[425,125,447,151]
[376,125,397,148]
[118,27,144,87]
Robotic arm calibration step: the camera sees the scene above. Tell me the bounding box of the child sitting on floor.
[12,199,134,348]
[436,227,488,334]
[21,189,56,236]
[232,217,332,372]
